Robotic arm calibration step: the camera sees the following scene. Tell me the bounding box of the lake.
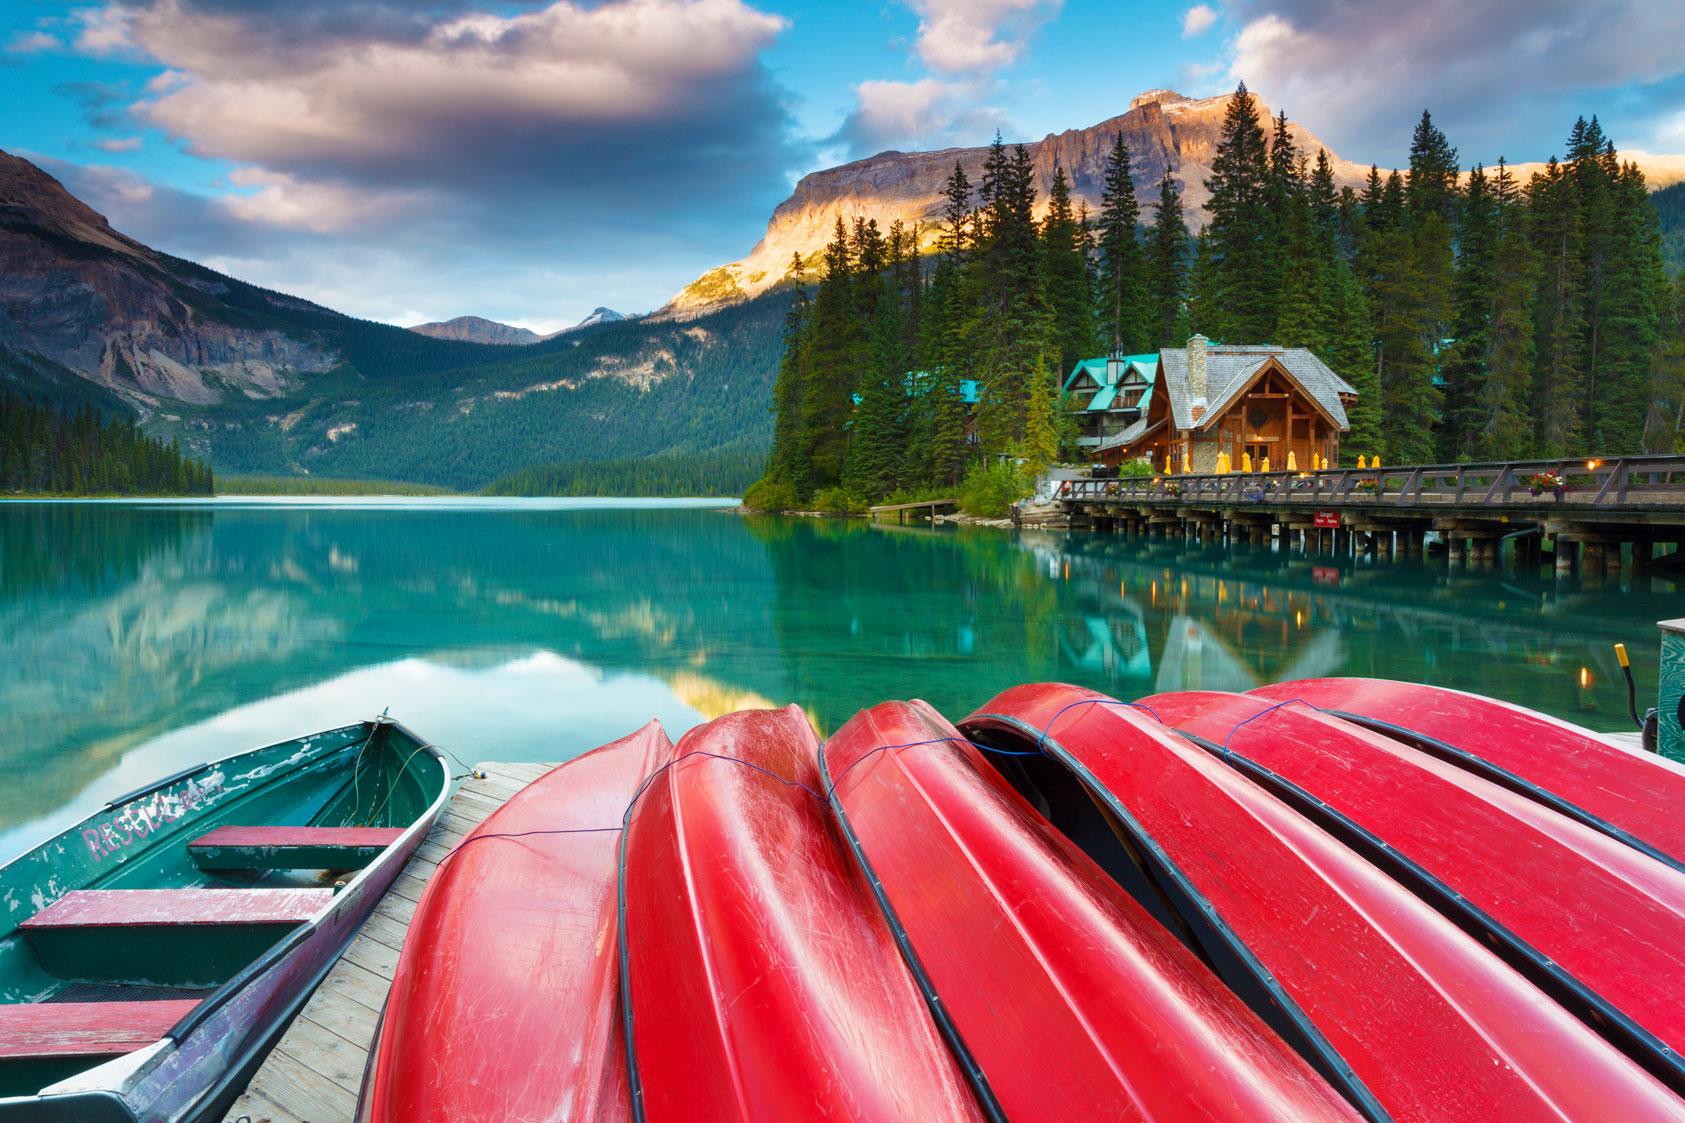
[2,497,1674,861]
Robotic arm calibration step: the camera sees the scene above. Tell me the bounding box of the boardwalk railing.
[1060,455,1685,512]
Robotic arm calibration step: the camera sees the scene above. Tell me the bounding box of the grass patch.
[217,475,456,496]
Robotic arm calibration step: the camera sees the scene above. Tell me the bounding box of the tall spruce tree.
[1482,160,1538,458]
[797,217,865,494]
[1360,170,1439,462]
[1197,82,1275,341]
[969,138,1050,454]
[1440,163,1498,459]
[1042,165,1099,375]
[1529,157,1586,455]
[1144,171,1189,347]
[1095,133,1148,354]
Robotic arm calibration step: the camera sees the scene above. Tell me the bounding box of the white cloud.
[906,0,1060,75]
[6,31,62,54]
[837,78,1005,155]
[1181,4,1217,37]
[1223,0,1685,158]
[222,168,432,233]
[91,136,143,153]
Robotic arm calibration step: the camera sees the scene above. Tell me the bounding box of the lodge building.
[1068,335,1356,472]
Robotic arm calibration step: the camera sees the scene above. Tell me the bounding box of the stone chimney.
[1186,334,1209,401]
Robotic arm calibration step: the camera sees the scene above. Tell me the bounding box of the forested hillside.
[484,447,761,497]
[1657,182,1685,275]
[753,84,1685,511]
[145,294,790,491]
[1,394,213,495]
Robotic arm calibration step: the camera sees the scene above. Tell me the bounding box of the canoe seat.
[0,999,199,1060]
[21,890,332,988]
[188,825,403,870]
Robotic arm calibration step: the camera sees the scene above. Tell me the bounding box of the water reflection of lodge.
[1032,532,1668,696]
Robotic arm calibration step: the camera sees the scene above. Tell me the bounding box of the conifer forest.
[753,83,1685,509]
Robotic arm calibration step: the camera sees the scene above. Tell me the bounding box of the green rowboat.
[0,716,447,1122]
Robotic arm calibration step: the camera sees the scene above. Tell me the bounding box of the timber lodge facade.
[1065,335,1357,472]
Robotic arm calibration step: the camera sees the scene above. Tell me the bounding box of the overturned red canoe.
[620,706,983,1123]
[963,683,1685,1123]
[1250,677,1685,870]
[359,722,673,1123]
[822,699,1361,1122]
[1146,689,1685,1091]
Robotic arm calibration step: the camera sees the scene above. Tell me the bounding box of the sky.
[4,0,1685,332]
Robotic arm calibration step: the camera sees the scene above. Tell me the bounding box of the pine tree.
[845,275,909,500]
[1023,354,1059,470]
[797,217,865,494]
[1200,82,1275,340]
[1529,158,1585,455]
[1041,165,1099,375]
[1360,170,1439,462]
[1144,171,1189,348]
[1405,111,1460,226]
[1482,161,1538,459]
[1440,163,1498,459]
[1095,132,1148,353]
[1596,160,1667,452]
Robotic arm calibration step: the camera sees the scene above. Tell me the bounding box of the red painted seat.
[0,1000,200,1060]
[21,889,332,930]
[188,826,403,870]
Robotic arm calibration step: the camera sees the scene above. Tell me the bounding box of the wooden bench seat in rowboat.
[0,1000,200,1095]
[187,826,404,870]
[20,889,333,989]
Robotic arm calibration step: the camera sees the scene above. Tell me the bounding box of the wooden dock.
[224,761,556,1123]
[869,498,957,523]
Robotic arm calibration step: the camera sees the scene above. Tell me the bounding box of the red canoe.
[1146,689,1685,1090]
[620,705,983,1123]
[822,700,1361,1122]
[359,722,674,1123]
[1250,677,1685,870]
[963,683,1685,1123]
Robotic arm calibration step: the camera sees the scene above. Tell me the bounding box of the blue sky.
[4,1,1684,331]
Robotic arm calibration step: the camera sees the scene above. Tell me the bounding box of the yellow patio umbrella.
[1241,452,1252,473]
[1370,454,1382,468]
[1216,451,1230,474]
[1261,455,1272,473]
[1357,454,1367,469]
[1182,449,1193,474]
[1164,451,1174,474]
[1286,450,1298,472]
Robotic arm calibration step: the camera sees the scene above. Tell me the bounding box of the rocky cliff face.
[663,88,1685,317]
[0,149,338,408]
[408,315,542,346]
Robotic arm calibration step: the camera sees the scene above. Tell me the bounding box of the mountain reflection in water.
[1,499,1673,859]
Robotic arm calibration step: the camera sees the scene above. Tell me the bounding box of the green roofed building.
[1064,353,1158,450]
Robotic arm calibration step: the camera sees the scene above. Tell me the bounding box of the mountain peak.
[408,315,540,346]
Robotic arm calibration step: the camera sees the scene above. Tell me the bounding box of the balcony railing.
[1058,455,1685,512]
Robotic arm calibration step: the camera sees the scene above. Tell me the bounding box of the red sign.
[1313,510,1341,529]
[1312,566,1341,586]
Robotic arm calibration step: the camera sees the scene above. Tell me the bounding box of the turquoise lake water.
[1,497,1675,860]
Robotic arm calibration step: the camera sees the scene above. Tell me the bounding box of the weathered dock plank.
[224,762,558,1123]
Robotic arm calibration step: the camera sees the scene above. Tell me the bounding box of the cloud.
[1181,5,1217,37]
[54,80,132,130]
[91,136,143,153]
[1222,0,1685,159]
[906,0,1060,75]
[54,0,807,315]
[7,31,62,54]
[834,78,1006,157]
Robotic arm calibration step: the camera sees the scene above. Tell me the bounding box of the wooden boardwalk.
[224,761,556,1123]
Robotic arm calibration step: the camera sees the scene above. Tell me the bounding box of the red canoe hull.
[620,705,982,1123]
[1250,677,1685,869]
[359,723,673,1123]
[1145,689,1685,1085]
[963,683,1685,1123]
[822,699,1360,1122]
